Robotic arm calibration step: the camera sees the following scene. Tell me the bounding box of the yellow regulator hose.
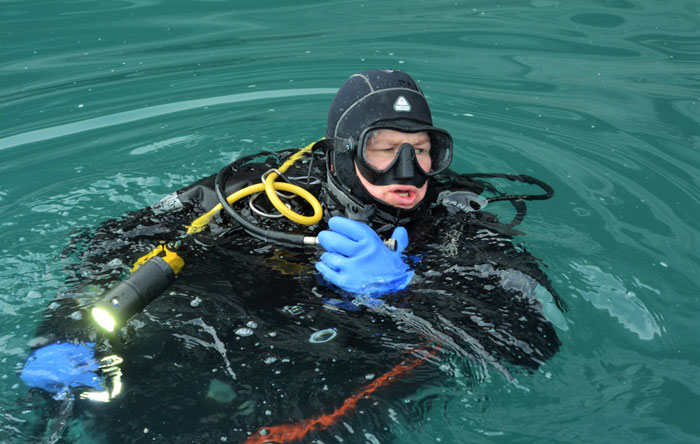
[186,140,323,234]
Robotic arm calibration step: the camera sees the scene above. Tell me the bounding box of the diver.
[18,69,566,443]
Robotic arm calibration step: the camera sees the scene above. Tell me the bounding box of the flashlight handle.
[95,256,176,328]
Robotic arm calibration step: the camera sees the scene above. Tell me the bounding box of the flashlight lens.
[91,306,117,332]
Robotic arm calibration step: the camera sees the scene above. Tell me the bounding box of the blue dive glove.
[20,342,103,397]
[316,216,414,295]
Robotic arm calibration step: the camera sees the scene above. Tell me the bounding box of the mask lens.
[427,130,452,174]
[361,129,405,171]
[359,128,452,175]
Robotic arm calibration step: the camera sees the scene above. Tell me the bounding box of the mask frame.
[333,121,453,187]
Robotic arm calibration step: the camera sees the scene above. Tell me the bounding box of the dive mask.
[334,120,453,187]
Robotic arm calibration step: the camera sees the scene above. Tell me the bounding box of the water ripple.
[569,262,661,340]
[0,88,335,151]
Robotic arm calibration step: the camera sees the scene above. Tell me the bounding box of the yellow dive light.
[91,246,184,332]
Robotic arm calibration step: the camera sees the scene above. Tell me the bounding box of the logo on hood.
[393,96,411,112]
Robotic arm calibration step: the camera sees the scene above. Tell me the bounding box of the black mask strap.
[461,173,554,202]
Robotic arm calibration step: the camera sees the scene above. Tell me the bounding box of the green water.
[2,0,699,442]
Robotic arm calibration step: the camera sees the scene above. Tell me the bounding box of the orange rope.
[244,347,436,444]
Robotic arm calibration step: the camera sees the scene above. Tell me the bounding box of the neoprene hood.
[326,69,434,140]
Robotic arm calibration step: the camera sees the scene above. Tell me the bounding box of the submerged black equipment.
[91,142,326,332]
[90,141,554,333]
[213,149,322,249]
[90,142,327,332]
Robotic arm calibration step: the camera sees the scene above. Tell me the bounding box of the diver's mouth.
[391,187,419,206]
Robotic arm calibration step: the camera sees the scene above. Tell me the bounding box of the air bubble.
[235,328,254,337]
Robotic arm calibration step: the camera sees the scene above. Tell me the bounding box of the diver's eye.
[368,146,397,155]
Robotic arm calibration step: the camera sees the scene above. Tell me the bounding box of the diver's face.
[355,129,430,209]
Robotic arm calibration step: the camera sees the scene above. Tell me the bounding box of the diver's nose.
[394,143,417,179]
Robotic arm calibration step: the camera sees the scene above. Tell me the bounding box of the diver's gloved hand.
[20,342,103,397]
[316,216,414,295]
